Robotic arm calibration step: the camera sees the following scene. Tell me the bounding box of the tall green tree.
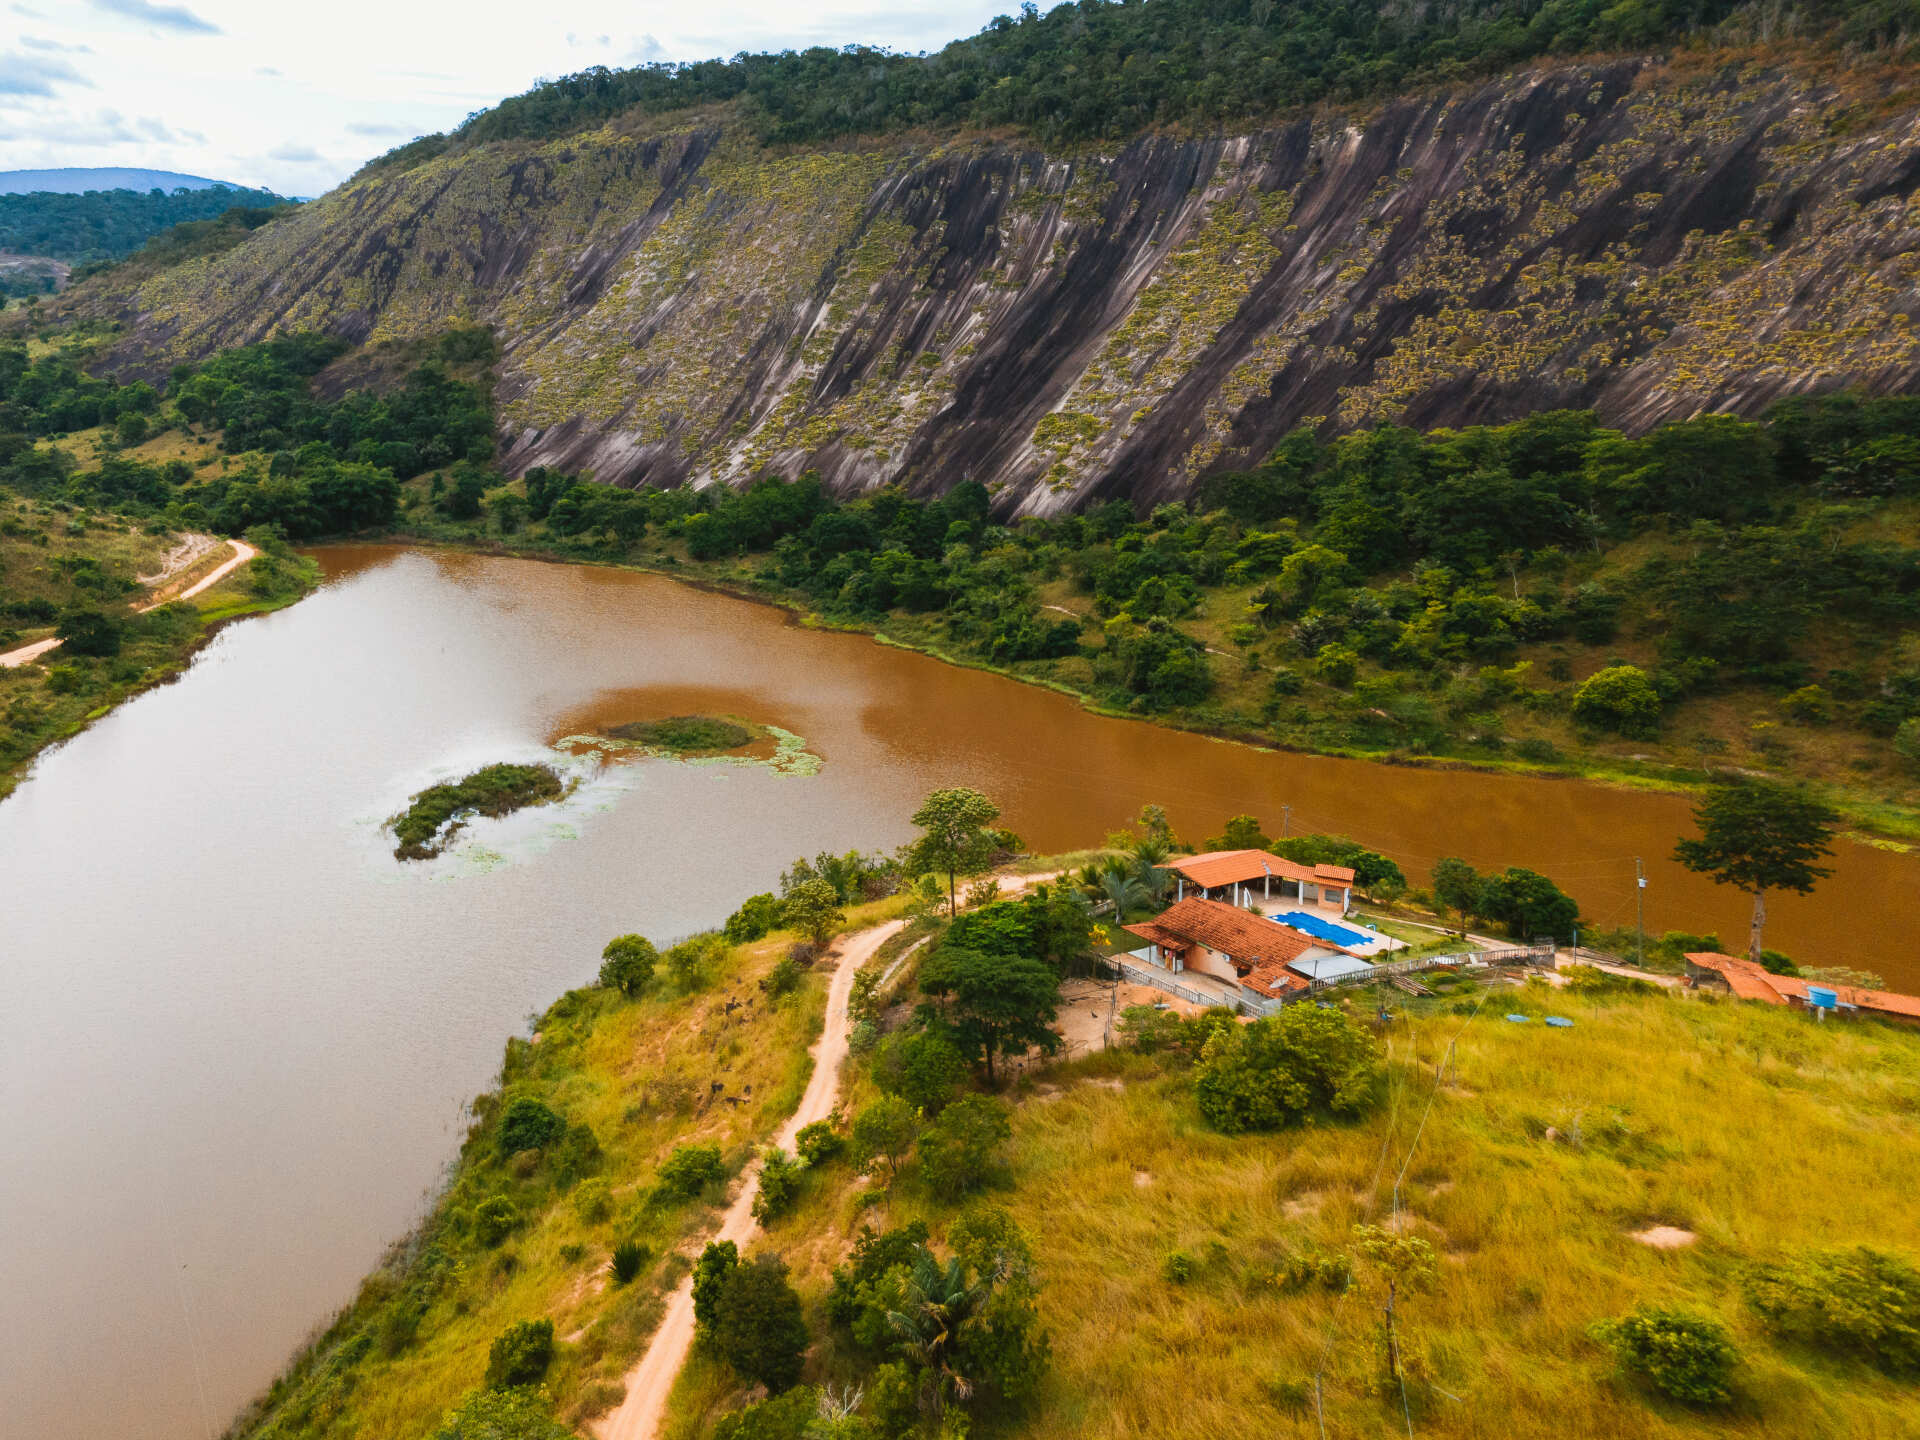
[711,1253,810,1394]
[908,787,1002,916]
[780,877,845,948]
[1674,781,1838,963]
[918,946,1059,1085]
[598,933,658,996]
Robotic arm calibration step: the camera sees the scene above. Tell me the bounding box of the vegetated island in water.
[389,762,568,860]
[602,714,752,753]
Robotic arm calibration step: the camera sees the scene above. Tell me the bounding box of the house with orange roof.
[1684,951,1920,1025]
[1164,849,1357,914]
[1123,895,1372,1005]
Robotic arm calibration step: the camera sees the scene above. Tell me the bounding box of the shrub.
[794,1118,844,1167]
[850,1095,919,1184]
[873,1029,967,1114]
[1269,667,1304,697]
[1781,684,1832,723]
[1313,643,1359,686]
[1276,1247,1353,1292]
[1163,1250,1194,1283]
[711,1253,810,1394]
[1746,1247,1920,1374]
[1593,1306,1738,1405]
[497,1096,565,1157]
[571,1177,612,1224]
[473,1196,519,1247]
[752,1147,805,1223]
[484,1318,555,1389]
[429,1386,572,1440]
[724,892,784,943]
[598,934,658,996]
[1473,866,1579,941]
[55,606,123,657]
[657,1142,725,1200]
[847,1019,880,1054]
[1895,717,1920,769]
[780,877,845,948]
[760,956,804,1000]
[665,932,728,991]
[610,1239,649,1285]
[826,1221,933,1326]
[1195,1006,1383,1133]
[693,1240,740,1329]
[917,1094,1012,1197]
[1571,665,1662,736]
[710,1387,817,1440]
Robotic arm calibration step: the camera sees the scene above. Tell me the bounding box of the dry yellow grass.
[680,979,1920,1439]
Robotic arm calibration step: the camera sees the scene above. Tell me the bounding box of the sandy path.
[595,917,906,1440]
[0,539,256,670]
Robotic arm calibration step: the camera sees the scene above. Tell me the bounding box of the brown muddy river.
[3,544,1915,1439]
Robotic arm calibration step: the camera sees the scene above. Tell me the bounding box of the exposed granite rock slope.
[91,60,1920,513]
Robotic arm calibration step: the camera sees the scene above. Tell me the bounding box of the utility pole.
[1635,857,1646,967]
[1281,803,1292,838]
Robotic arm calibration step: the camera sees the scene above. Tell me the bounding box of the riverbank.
[356,527,1920,851]
[0,520,315,803]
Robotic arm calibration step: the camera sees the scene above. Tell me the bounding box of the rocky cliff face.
[92,59,1920,513]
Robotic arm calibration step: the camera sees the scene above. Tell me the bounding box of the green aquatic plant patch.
[389,762,567,860]
[603,714,752,752]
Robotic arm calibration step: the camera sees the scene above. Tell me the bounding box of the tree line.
[365,0,1917,169]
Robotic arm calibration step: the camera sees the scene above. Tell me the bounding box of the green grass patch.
[604,714,753,753]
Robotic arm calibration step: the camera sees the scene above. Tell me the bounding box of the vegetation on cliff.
[385,0,1916,163]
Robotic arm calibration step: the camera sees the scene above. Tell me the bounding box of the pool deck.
[1244,899,1406,956]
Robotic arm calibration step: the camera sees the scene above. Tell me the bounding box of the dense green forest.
[6,325,1920,815]
[0,184,285,265]
[366,0,1918,172]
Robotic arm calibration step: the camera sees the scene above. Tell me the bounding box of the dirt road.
[594,917,906,1440]
[0,538,256,671]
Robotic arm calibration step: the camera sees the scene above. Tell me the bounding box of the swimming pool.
[1275,910,1377,948]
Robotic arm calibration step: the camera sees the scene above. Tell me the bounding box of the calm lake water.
[3,544,1915,1439]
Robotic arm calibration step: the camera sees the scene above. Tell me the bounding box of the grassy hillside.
[672,956,1920,1439]
[224,900,914,1440]
[223,855,1920,1440]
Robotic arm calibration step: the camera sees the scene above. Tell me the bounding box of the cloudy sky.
[0,0,1006,196]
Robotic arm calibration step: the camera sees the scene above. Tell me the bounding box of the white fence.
[1107,944,1557,1014]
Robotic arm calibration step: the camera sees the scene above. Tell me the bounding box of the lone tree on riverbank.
[1673,780,1838,964]
[909,786,1001,916]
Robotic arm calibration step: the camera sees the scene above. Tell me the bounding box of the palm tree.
[1099,868,1149,920]
[884,1252,991,1417]
[1130,854,1171,904]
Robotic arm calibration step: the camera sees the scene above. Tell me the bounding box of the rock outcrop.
[87,59,1920,513]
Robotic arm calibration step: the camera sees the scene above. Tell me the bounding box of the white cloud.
[0,51,93,99]
[91,0,222,36]
[20,36,96,54]
[0,2,1010,193]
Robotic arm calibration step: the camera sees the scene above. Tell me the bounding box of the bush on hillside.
[1572,665,1663,736]
[724,892,785,943]
[610,1239,649,1285]
[1746,1247,1920,1374]
[916,1094,1012,1197]
[751,1147,805,1223]
[710,1253,810,1394]
[472,1196,519,1247]
[483,1318,555,1389]
[1594,1306,1738,1405]
[598,933,658,996]
[872,1028,968,1114]
[656,1142,725,1200]
[496,1096,565,1157]
[1195,1005,1383,1133]
[429,1385,572,1440]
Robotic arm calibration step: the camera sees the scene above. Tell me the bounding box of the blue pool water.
[1276,910,1376,948]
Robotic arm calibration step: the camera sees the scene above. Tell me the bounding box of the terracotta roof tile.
[1312,864,1357,884]
[1141,896,1349,970]
[1167,850,1302,889]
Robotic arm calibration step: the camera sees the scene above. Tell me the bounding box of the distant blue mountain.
[0,168,251,196]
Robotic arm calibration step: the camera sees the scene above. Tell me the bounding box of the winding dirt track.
[0,537,257,670]
[594,918,905,1440]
